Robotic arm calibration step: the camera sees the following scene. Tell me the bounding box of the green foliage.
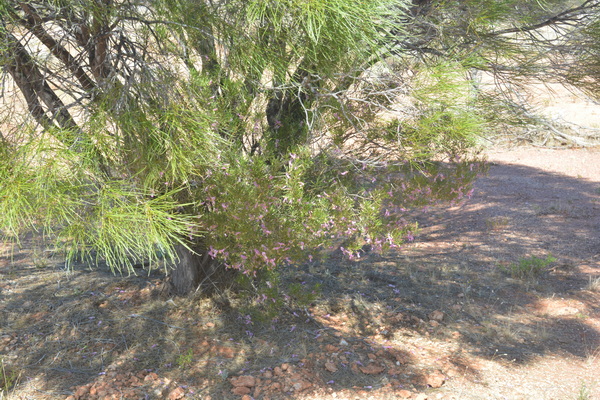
[568,16,600,97]
[1,0,535,288]
[1,0,595,310]
[288,282,322,307]
[175,349,194,368]
[576,381,592,400]
[501,254,557,279]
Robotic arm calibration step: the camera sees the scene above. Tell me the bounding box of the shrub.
[501,254,557,279]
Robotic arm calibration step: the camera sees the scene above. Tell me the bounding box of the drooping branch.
[18,2,97,91]
[485,0,600,37]
[1,31,111,174]
[89,0,113,81]
[3,32,79,133]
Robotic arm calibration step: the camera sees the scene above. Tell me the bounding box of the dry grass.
[1,233,599,399]
[587,276,600,292]
[0,358,21,399]
[484,216,511,231]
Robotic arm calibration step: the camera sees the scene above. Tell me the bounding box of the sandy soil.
[399,146,600,399]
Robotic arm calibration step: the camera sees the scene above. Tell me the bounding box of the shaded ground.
[1,146,599,400]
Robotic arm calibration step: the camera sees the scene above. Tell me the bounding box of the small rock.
[153,386,169,397]
[359,363,385,375]
[292,380,312,392]
[168,387,185,400]
[398,389,413,398]
[144,372,159,382]
[324,361,338,373]
[429,320,440,328]
[231,386,251,395]
[241,395,252,400]
[263,370,273,379]
[218,346,235,358]
[429,310,444,322]
[325,344,339,353]
[392,351,409,365]
[281,363,290,371]
[74,385,90,398]
[205,322,215,328]
[231,375,256,387]
[415,393,428,400]
[425,370,446,388]
[65,396,75,400]
[390,312,405,322]
[339,338,349,346]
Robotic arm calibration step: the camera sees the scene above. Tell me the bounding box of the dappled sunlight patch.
[528,298,588,317]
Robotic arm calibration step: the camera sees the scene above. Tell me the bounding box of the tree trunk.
[167,243,232,296]
[168,244,206,295]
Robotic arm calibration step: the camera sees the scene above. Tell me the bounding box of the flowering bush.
[197,148,484,278]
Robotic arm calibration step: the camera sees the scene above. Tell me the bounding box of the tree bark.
[167,243,233,296]
[18,2,97,91]
[168,244,207,295]
[3,32,79,133]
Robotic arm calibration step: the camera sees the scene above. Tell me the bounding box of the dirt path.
[1,146,599,400]
[398,147,600,399]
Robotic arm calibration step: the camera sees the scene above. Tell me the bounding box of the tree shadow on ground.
[296,160,600,392]
[1,160,599,399]
[321,161,599,354]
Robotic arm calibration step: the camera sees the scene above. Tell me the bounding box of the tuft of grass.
[0,359,20,397]
[587,276,600,292]
[31,247,50,269]
[576,381,592,400]
[485,216,510,231]
[501,254,556,279]
[585,345,600,367]
[535,200,574,217]
[175,349,194,368]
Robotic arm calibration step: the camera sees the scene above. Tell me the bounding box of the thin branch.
[18,2,97,91]
[486,0,599,37]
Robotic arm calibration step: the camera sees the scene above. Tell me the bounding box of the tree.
[401,0,600,145]
[0,0,594,295]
